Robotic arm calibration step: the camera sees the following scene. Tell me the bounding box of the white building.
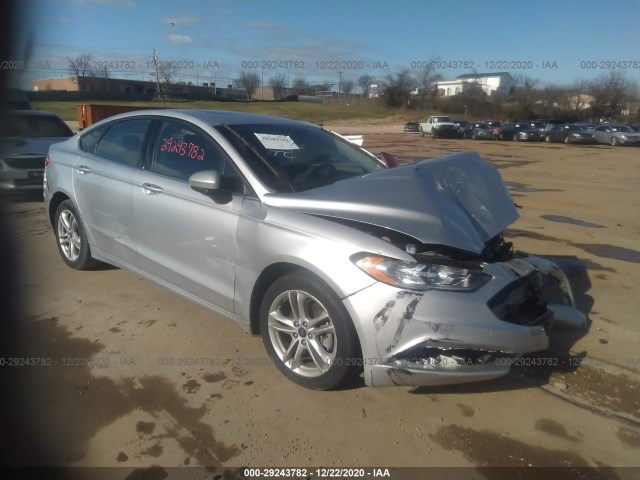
[434,72,513,97]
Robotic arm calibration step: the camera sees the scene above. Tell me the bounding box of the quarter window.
[79,124,109,155]
[94,119,151,167]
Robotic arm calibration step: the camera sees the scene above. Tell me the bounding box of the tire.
[54,200,100,269]
[513,134,519,141]
[611,137,618,146]
[472,133,478,140]
[564,136,571,144]
[259,271,361,390]
[420,127,425,137]
[545,135,551,142]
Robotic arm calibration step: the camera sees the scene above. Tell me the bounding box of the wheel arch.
[48,191,71,228]
[249,262,305,334]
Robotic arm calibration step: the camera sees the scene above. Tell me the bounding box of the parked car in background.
[538,119,568,134]
[43,109,586,389]
[479,120,502,128]
[452,119,469,138]
[470,123,493,140]
[573,123,598,130]
[419,115,459,138]
[494,123,543,141]
[458,122,487,139]
[513,123,544,142]
[1,88,32,110]
[592,125,640,146]
[515,120,546,135]
[1,110,74,191]
[404,121,420,133]
[628,125,639,133]
[545,124,597,144]
[492,123,516,140]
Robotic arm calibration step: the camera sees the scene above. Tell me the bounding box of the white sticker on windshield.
[254,133,300,150]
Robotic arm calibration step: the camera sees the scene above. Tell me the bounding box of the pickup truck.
[419,115,460,138]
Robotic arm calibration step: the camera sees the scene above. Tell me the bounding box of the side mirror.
[189,170,220,193]
[189,170,233,204]
[380,152,399,169]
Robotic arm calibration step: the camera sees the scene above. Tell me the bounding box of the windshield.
[0,113,73,138]
[218,123,386,193]
[566,125,586,132]
[612,126,633,133]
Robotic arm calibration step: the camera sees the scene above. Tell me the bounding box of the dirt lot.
[1,128,639,479]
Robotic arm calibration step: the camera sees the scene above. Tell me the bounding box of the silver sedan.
[44,110,586,389]
[592,125,640,146]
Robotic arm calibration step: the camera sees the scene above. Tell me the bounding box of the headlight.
[351,254,491,291]
[619,135,628,140]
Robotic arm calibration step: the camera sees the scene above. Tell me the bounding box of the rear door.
[134,119,244,313]
[73,118,153,264]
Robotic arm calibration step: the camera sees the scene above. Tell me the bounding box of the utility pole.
[103,66,109,92]
[338,70,342,99]
[152,49,162,100]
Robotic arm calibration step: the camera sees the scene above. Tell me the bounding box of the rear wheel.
[260,271,361,390]
[54,200,100,269]
[420,127,425,137]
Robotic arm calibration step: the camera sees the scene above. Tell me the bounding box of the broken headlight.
[352,254,491,292]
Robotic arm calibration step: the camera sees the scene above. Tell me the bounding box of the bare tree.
[589,71,639,119]
[67,54,95,91]
[535,83,567,116]
[157,62,179,87]
[357,74,374,97]
[510,74,539,116]
[510,74,538,97]
[237,71,260,100]
[268,73,288,99]
[382,70,416,107]
[339,78,355,97]
[414,57,443,96]
[292,77,309,94]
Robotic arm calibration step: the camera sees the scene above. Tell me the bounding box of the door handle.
[77,165,91,174]
[141,183,163,194]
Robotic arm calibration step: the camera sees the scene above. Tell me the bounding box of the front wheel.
[564,136,571,144]
[54,200,100,269]
[611,137,618,146]
[513,134,519,141]
[420,127,425,137]
[260,271,361,390]
[545,135,551,142]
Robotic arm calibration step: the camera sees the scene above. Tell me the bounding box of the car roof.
[3,109,63,118]
[106,109,311,127]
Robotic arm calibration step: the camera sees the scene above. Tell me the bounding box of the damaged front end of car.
[342,229,586,386]
[266,151,587,387]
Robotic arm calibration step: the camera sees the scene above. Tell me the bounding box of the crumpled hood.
[263,151,519,254]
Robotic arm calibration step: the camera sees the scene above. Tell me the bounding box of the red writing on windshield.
[160,137,205,161]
